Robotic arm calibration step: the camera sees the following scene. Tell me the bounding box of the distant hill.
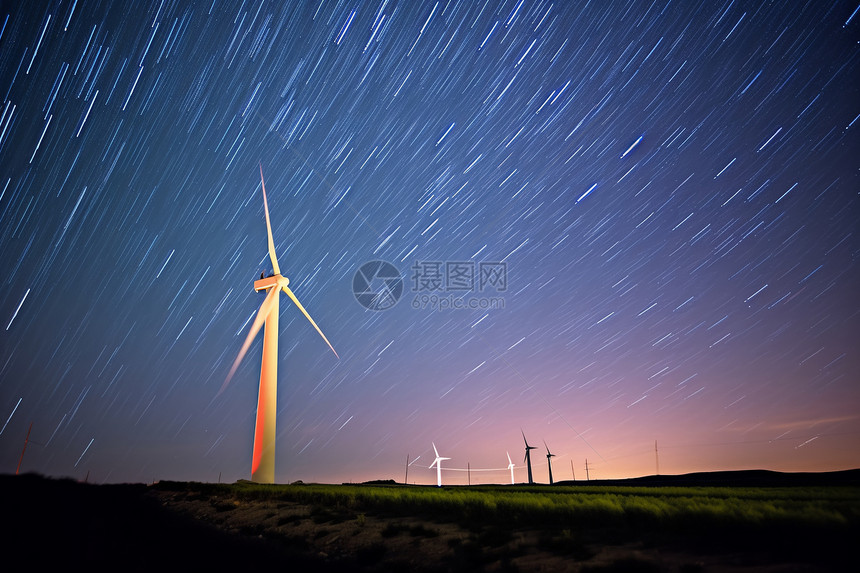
[553,468,860,487]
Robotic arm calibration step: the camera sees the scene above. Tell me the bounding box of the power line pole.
[655,440,659,476]
[468,462,471,486]
[16,422,32,475]
[405,454,409,485]
[570,460,575,481]
[585,458,590,481]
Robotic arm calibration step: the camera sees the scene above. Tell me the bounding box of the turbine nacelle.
[253,274,288,292]
[430,442,450,466]
[522,429,536,450]
[254,274,290,292]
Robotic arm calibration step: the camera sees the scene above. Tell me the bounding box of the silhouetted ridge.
[553,468,860,487]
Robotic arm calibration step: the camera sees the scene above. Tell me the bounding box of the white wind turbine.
[506,451,515,484]
[219,165,338,484]
[429,443,450,487]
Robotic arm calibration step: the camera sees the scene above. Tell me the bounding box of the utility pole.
[570,460,575,481]
[585,458,590,481]
[16,422,33,475]
[655,440,659,476]
[468,462,471,486]
[405,454,410,485]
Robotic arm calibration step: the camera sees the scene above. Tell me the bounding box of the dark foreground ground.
[3,473,304,571]
[3,471,858,572]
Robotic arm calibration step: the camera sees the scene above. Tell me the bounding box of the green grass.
[155,480,859,536]
[148,480,859,568]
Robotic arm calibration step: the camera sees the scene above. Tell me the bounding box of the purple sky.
[1,1,858,485]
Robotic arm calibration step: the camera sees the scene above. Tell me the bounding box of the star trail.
[1,1,858,485]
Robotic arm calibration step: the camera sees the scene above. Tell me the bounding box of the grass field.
[151,479,860,570]
[179,480,859,525]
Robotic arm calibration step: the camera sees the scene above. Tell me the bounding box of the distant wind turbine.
[522,430,537,485]
[544,441,556,485]
[219,165,338,484]
[506,451,515,484]
[429,442,450,487]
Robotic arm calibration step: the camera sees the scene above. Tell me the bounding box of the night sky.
[1,1,858,485]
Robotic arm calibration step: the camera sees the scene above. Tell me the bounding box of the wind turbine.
[544,441,556,485]
[506,451,515,484]
[522,430,537,485]
[429,443,450,487]
[220,164,338,484]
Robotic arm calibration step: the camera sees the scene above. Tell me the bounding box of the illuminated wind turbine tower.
[220,165,338,484]
[429,443,450,487]
[544,441,556,485]
[522,430,537,485]
[506,451,515,484]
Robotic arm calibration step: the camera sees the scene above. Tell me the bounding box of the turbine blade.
[283,285,339,358]
[217,287,280,396]
[260,164,280,276]
[432,442,439,457]
[507,452,512,465]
